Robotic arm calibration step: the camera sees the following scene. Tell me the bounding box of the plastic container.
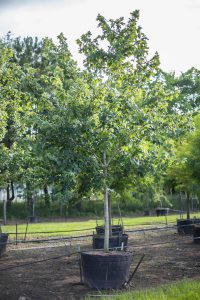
[156,208,169,216]
[93,234,128,250]
[177,218,200,234]
[0,233,8,257]
[193,224,200,243]
[96,225,123,236]
[29,216,37,223]
[81,251,133,289]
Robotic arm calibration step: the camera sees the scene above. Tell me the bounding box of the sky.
[0,0,200,74]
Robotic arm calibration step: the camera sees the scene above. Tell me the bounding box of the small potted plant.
[177,193,200,234]
[0,228,9,258]
[93,221,129,250]
[156,207,169,216]
[193,224,200,243]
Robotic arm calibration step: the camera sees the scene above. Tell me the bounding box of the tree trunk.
[191,195,194,212]
[103,150,110,251]
[60,199,63,217]
[186,192,190,219]
[6,181,15,209]
[43,184,50,207]
[104,185,109,251]
[108,192,112,237]
[3,200,7,225]
[26,182,34,215]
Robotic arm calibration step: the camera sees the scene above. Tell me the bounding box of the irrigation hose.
[2,222,200,247]
[1,229,200,272]
[0,252,76,272]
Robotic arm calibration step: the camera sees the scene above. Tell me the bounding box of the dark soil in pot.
[177,218,200,234]
[93,234,128,250]
[80,250,133,289]
[0,233,8,257]
[193,224,200,243]
[96,225,123,236]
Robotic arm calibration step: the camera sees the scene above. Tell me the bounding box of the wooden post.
[118,202,124,230]
[165,215,168,226]
[24,222,29,241]
[16,223,18,245]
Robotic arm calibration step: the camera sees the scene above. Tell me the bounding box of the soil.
[0,226,200,300]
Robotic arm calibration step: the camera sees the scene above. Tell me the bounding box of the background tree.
[166,115,200,218]
[0,33,89,212]
[161,68,200,115]
[0,42,35,207]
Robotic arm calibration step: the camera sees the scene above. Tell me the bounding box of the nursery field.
[1,216,200,300]
[2,212,200,239]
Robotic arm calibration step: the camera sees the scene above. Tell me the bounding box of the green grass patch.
[1,219,101,239]
[123,212,200,227]
[1,212,200,240]
[86,279,200,300]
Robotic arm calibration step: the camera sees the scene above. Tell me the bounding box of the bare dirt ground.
[0,227,200,300]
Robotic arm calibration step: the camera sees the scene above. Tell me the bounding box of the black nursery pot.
[0,233,8,257]
[144,210,150,216]
[177,218,200,234]
[93,234,128,250]
[96,225,123,236]
[156,208,169,216]
[81,251,133,289]
[29,216,37,223]
[193,225,200,243]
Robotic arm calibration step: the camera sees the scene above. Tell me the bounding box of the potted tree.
[93,219,128,250]
[77,11,181,289]
[177,192,200,234]
[156,207,169,216]
[0,227,8,258]
[167,141,200,235]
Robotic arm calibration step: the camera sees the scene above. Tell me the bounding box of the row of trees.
[0,11,200,220]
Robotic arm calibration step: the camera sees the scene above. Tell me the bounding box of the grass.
[1,212,200,240]
[86,279,200,300]
[1,219,100,239]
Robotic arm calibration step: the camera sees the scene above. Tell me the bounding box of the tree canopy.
[0,11,198,226]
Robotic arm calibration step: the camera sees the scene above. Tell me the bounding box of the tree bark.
[186,192,190,219]
[6,181,15,209]
[26,182,34,215]
[108,192,112,237]
[43,184,50,207]
[3,200,7,225]
[103,150,110,251]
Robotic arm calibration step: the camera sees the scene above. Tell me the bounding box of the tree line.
[0,11,200,217]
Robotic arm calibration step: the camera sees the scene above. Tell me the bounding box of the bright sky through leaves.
[0,0,199,73]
